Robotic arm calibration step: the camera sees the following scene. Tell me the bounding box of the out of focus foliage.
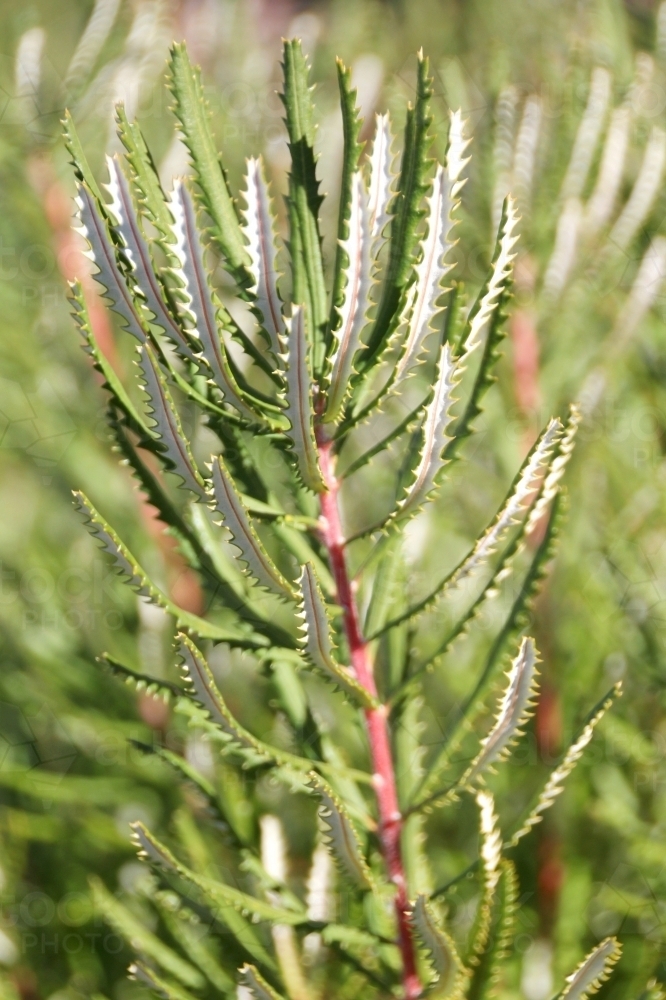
[0,1,666,999]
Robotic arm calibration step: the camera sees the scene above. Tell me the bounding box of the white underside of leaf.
[463,637,538,785]
[281,306,324,491]
[105,155,194,357]
[240,964,285,1000]
[308,771,374,889]
[412,894,466,993]
[462,195,519,359]
[325,172,374,421]
[398,342,461,517]
[241,156,285,358]
[560,938,621,1000]
[168,181,255,420]
[75,183,147,343]
[368,112,397,257]
[396,112,470,381]
[210,456,292,596]
[137,343,207,498]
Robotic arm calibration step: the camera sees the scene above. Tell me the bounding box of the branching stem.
[315,428,422,1000]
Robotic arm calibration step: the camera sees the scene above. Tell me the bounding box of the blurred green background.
[3,1,666,998]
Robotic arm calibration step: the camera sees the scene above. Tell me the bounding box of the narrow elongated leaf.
[100,654,184,703]
[467,859,518,1000]
[74,492,264,646]
[509,683,622,846]
[559,939,621,1000]
[115,103,176,248]
[325,171,374,421]
[328,59,364,347]
[64,110,107,216]
[308,772,374,889]
[90,877,204,989]
[298,564,377,708]
[151,897,235,993]
[168,181,258,421]
[75,183,148,343]
[282,39,328,369]
[524,406,580,535]
[131,822,307,926]
[368,112,397,254]
[240,965,286,1000]
[396,342,460,517]
[282,306,324,491]
[137,343,207,498]
[359,52,433,370]
[168,43,250,284]
[461,196,519,359]
[241,157,285,357]
[177,635,312,771]
[209,456,294,597]
[462,637,539,787]
[412,895,467,997]
[130,963,198,1000]
[70,281,153,439]
[469,791,502,964]
[396,114,469,380]
[105,155,193,357]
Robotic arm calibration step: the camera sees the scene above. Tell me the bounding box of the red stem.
[316,430,422,1000]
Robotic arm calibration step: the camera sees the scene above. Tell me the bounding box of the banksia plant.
[65,41,639,1000]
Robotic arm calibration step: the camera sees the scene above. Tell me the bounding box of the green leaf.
[63,110,107,216]
[129,963,200,1000]
[241,156,285,358]
[327,59,365,354]
[90,877,205,989]
[240,965,286,1000]
[298,564,377,708]
[151,895,236,993]
[367,112,397,255]
[412,894,467,997]
[131,822,308,926]
[308,771,375,890]
[281,39,328,372]
[168,42,250,285]
[467,860,518,1000]
[357,51,433,372]
[74,491,266,646]
[210,456,295,598]
[468,791,502,965]
[115,103,176,249]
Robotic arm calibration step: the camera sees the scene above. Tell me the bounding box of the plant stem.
[315,430,422,1000]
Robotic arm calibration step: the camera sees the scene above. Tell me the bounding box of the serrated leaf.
[328,59,365,351]
[298,564,377,708]
[115,103,176,249]
[509,683,622,846]
[324,172,374,422]
[559,939,621,1000]
[462,637,539,787]
[63,110,107,216]
[167,181,258,422]
[100,654,184,702]
[129,963,199,1000]
[469,791,502,964]
[177,634,313,771]
[210,456,293,597]
[168,42,250,285]
[460,196,519,361]
[368,112,397,255]
[308,771,374,890]
[137,343,207,498]
[241,156,285,357]
[412,895,467,997]
[240,965,286,1000]
[152,897,235,994]
[74,491,265,646]
[282,306,324,491]
[396,341,460,517]
[70,280,153,438]
[75,183,148,344]
[281,39,328,371]
[396,114,469,380]
[131,822,308,925]
[130,740,218,804]
[105,155,193,358]
[90,877,204,989]
[467,860,518,1000]
[359,51,433,371]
